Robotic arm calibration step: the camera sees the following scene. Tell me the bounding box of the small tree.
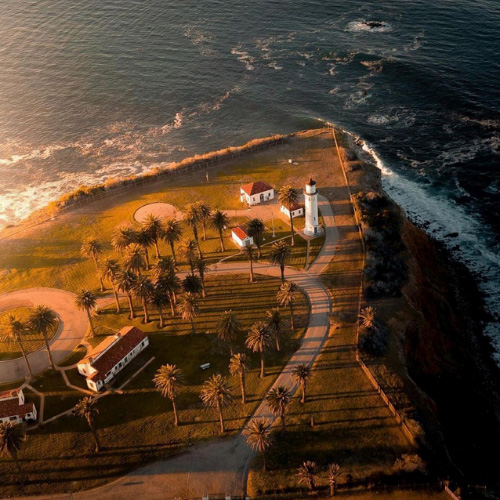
[278,185,300,246]
[292,364,312,404]
[132,276,155,323]
[81,237,105,291]
[162,218,183,265]
[154,364,184,426]
[243,245,255,283]
[269,240,291,284]
[0,422,25,485]
[184,203,203,259]
[211,209,229,251]
[150,286,170,328]
[124,244,146,277]
[266,307,286,351]
[136,226,155,270]
[197,203,212,241]
[195,258,209,298]
[200,374,233,433]
[297,461,317,491]
[328,463,341,496]
[229,353,249,404]
[266,385,291,434]
[116,270,137,319]
[277,281,299,330]
[111,225,137,254]
[100,258,122,313]
[156,271,181,316]
[73,397,100,452]
[246,321,272,378]
[28,305,57,370]
[152,256,176,279]
[182,273,203,296]
[247,218,265,258]
[4,316,33,378]
[179,239,198,274]
[359,306,376,330]
[178,292,200,335]
[75,289,97,338]
[243,418,272,471]
[143,214,164,259]
[217,310,241,355]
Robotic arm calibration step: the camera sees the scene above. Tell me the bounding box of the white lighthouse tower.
[304,178,321,236]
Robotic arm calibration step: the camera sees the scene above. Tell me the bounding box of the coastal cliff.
[344,135,500,496]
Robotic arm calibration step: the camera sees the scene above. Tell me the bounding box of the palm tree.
[297,461,317,491]
[150,286,170,328]
[156,271,181,316]
[182,274,203,296]
[162,218,182,265]
[0,422,25,484]
[178,292,199,335]
[73,397,100,452]
[211,210,229,251]
[269,240,291,284]
[152,256,175,279]
[328,463,341,496]
[243,244,255,283]
[124,244,146,276]
[200,374,233,433]
[243,418,272,471]
[245,321,272,378]
[132,276,154,323]
[179,238,198,274]
[143,214,164,259]
[5,316,33,378]
[266,307,286,351]
[265,385,291,434]
[277,281,299,330]
[111,226,137,254]
[136,226,154,269]
[229,353,249,404]
[197,202,212,241]
[153,364,184,426]
[81,237,105,291]
[28,305,57,370]
[195,258,209,298]
[75,290,97,338]
[278,185,300,246]
[247,218,265,258]
[217,310,241,355]
[100,258,122,312]
[359,306,376,330]
[116,270,137,319]
[292,364,312,404]
[184,203,203,258]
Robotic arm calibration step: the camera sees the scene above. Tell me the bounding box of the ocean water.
[0,0,499,352]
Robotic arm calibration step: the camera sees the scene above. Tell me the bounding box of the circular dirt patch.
[0,307,60,360]
[134,203,182,223]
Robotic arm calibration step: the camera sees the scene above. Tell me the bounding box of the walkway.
[0,288,88,382]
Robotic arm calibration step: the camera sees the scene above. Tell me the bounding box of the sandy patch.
[134,203,182,223]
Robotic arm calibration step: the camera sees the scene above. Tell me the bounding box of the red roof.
[0,390,19,401]
[283,201,304,212]
[90,326,147,378]
[232,225,249,240]
[241,181,273,196]
[0,398,34,419]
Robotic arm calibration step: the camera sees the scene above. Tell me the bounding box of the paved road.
[0,288,88,382]
[15,197,337,500]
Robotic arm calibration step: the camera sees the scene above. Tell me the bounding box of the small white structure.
[280,201,304,219]
[0,389,37,424]
[304,178,322,236]
[77,326,149,392]
[240,181,274,206]
[231,226,254,248]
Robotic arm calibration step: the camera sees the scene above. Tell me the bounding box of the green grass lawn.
[0,307,59,360]
[0,273,310,496]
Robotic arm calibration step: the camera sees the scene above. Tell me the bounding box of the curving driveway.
[0,288,88,382]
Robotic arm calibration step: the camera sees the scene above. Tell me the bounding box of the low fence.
[330,126,418,449]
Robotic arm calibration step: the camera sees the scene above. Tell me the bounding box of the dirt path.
[0,288,88,382]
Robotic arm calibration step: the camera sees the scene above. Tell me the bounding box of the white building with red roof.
[280,201,304,219]
[0,389,37,424]
[240,181,274,206]
[77,326,149,392]
[231,225,254,248]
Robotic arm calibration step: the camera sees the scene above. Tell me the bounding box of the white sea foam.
[355,135,500,362]
[347,20,392,33]
[231,47,255,70]
[0,144,68,165]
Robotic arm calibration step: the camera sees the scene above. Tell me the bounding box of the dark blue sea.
[0,0,499,351]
